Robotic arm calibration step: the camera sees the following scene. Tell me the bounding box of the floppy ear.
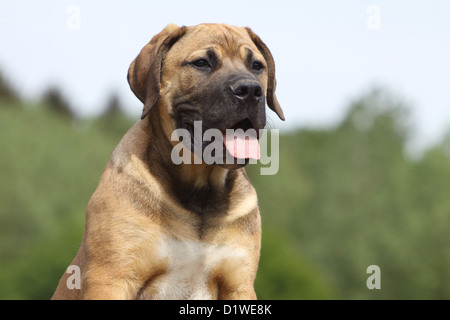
[128,24,187,119]
[245,27,285,121]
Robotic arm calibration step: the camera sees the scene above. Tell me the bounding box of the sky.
[1,0,449,152]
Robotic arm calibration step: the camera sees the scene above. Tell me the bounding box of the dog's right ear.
[128,24,187,119]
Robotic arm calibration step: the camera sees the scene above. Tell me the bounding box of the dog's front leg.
[81,267,140,300]
[218,284,258,300]
[215,262,259,300]
[82,279,137,300]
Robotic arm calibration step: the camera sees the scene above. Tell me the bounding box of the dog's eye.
[192,59,211,69]
[252,61,265,71]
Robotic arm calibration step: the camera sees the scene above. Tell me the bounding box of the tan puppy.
[52,23,284,300]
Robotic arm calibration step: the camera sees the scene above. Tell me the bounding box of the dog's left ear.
[128,24,187,119]
[245,27,285,121]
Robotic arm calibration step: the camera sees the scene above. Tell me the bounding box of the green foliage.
[255,227,335,299]
[0,101,133,299]
[248,89,450,299]
[1,87,450,299]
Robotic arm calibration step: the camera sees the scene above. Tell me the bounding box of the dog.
[52,23,284,300]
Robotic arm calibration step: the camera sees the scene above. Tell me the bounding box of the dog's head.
[128,23,284,167]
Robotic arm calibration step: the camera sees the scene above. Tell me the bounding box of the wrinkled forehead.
[168,24,263,61]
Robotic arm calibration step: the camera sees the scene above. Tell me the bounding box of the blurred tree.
[255,227,336,299]
[95,92,133,140]
[249,88,450,299]
[1,85,450,299]
[0,70,19,102]
[102,93,123,119]
[41,86,74,120]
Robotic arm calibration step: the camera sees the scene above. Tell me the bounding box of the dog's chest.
[141,237,245,300]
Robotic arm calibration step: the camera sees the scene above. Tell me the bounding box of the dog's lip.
[174,102,198,113]
[182,118,259,135]
[229,118,255,131]
[222,118,260,139]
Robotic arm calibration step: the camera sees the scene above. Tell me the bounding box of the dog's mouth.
[230,118,254,132]
[179,116,261,164]
[222,118,260,160]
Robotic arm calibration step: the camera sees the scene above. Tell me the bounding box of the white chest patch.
[150,237,246,300]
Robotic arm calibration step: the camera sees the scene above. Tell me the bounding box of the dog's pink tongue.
[223,131,260,160]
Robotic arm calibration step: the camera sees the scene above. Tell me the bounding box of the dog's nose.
[230,79,263,103]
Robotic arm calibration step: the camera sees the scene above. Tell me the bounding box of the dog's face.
[128,23,284,167]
